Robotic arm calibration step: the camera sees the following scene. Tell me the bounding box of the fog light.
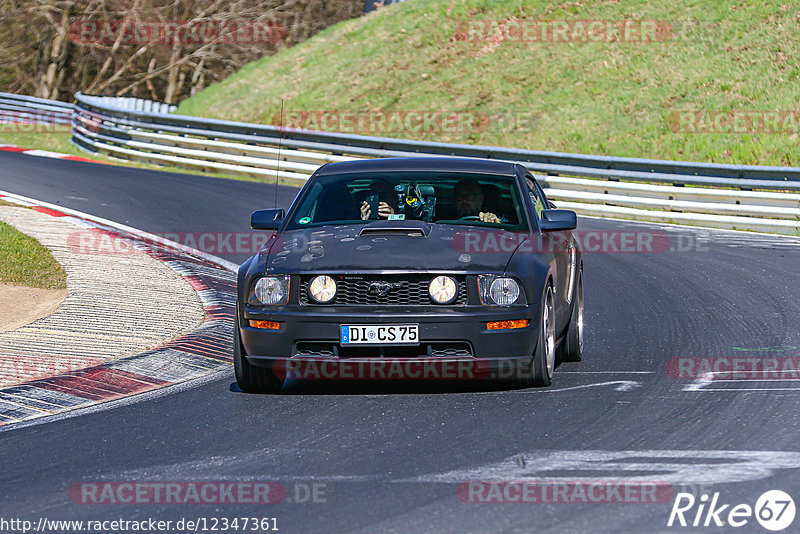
[249,320,280,329]
[429,275,458,304]
[487,319,529,330]
[309,275,337,303]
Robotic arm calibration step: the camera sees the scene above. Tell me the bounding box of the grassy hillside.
[178,0,800,166]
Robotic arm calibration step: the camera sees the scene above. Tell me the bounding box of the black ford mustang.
[235,157,583,392]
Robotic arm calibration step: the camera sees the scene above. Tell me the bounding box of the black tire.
[234,315,284,393]
[557,268,584,363]
[521,284,556,387]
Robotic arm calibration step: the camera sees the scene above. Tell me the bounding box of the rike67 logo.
[668,490,795,531]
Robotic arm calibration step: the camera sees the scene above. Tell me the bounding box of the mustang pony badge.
[367,281,404,297]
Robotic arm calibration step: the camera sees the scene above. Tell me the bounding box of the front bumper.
[240,305,537,375]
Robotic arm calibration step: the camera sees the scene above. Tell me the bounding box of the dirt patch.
[0,283,67,333]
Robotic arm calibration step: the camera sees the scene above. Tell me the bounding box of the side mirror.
[251,209,285,230]
[539,209,577,231]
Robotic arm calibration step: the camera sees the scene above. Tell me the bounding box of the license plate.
[340,324,419,345]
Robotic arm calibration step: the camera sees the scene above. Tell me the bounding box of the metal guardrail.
[1,90,799,235]
[0,92,72,110]
[0,93,72,126]
[72,93,800,187]
[78,95,176,114]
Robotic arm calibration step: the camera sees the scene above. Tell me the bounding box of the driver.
[453,179,501,223]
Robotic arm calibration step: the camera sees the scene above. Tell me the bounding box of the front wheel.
[557,268,584,363]
[234,314,284,393]
[522,284,556,387]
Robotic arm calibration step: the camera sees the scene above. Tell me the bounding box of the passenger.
[360,179,397,220]
[453,179,502,223]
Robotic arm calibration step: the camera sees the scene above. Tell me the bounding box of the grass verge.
[0,209,67,289]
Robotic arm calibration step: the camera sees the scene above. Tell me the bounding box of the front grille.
[292,342,473,359]
[300,274,468,306]
[429,345,472,358]
[294,342,336,358]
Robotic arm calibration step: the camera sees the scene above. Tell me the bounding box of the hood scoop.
[358,220,431,237]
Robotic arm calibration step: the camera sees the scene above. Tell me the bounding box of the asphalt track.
[2,151,800,533]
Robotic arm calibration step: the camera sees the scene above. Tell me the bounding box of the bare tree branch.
[0,0,363,103]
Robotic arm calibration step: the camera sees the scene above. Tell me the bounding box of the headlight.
[429,275,457,304]
[478,275,521,306]
[309,275,337,303]
[251,275,290,305]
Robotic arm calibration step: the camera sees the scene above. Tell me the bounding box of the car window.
[284,172,528,231]
[534,180,551,209]
[525,175,546,218]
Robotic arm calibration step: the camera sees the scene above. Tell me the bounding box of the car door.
[526,175,575,323]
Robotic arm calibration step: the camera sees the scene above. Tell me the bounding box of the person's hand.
[377,202,395,218]
[361,201,395,220]
[479,211,501,223]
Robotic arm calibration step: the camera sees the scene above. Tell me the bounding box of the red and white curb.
[0,144,107,165]
[0,190,238,428]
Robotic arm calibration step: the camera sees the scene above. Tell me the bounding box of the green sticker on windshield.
[387,214,405,221]
[299,217,311,224]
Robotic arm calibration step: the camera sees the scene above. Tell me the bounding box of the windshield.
[284,172,528,231]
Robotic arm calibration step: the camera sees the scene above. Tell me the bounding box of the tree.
[0,0,363,103]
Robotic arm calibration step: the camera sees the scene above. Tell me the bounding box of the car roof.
[314,157,523,177]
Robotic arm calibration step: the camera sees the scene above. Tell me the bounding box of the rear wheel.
[234,314,283,393]
[557,268,584,363]
[523,284,556,387]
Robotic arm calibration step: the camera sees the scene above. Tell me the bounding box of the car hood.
[264,222,526,273]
